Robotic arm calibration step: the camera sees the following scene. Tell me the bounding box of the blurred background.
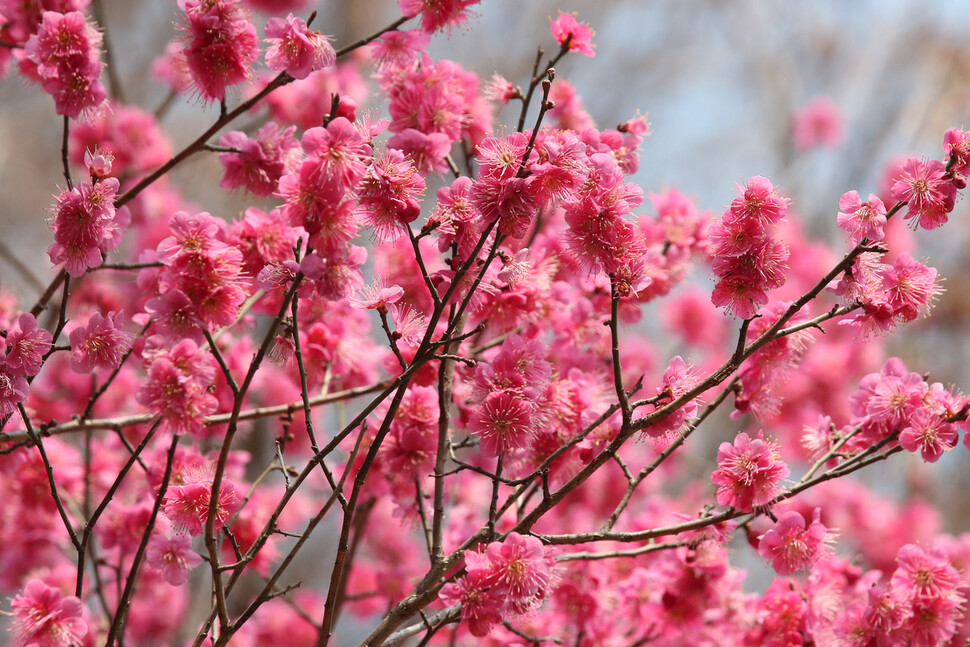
[2,0,970,610]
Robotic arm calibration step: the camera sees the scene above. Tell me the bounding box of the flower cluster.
[48,151,129,277]
[162,464,240,536]
[1,313,52,416]
[264,13,335,80]
[10,579,88,647]
[68,310,133,373]
[711,431,790,512]
[758,508,835,575]
[466,334,551,458]
[176,0,259,101]
[23,10,106,117]
[846,357,967,461]
[143,211,249,337]
[219,121,300,197]
[709,176,790,319]
[439,532,558,636]
[136,338,217,436]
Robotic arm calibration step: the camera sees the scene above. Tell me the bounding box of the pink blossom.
[163,467,240,536]
[891,544,960,599]
[68,310,133,373]
[23,10,106,118]
[5,313,53,377]
[711,431,789,512]
[439,567,505,637]
[146,533,203,585]
[837,190,887,245]
[355,148,426,242]
[0,359,30,417]
[219,122,300,196]
[943,127,970,177]
[468,390,535,457]
[10,579,87,647]
[891,157,957,230]
[880,252,940,322]
[485,532,557,614]
[398,0,478,34]
[792,97,844,150]
[136,338,218,436]
[178,0,259,102]
[550,12,595,57]
[758,508,834,575]
[899,407,959,462]
[348,278,405,311]
[264,14,335,80]
[370,30,430,70]
[730,175,789,225]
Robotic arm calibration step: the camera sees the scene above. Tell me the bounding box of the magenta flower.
[10,579,88,647]
[550,12,595,57]
[5,312,53,377]
[178,0,259,102]
[0,360,30,417]
[837,190,887,245]
[69,311,134,374]
[468,390,535,457]
[891,157,957,230]
[711,431,789,512]
[899,407,959,463]
[758,508,834,575]
[264,13,335,80]
[163,468,240,537]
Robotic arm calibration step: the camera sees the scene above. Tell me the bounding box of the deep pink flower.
[68,310,133,373]
[711,431,789,512]
[484,532,557,614]
[468,390,535,457]
[23,11,101,79]
[136,338,217,436]
[758,508,834,575]
[837,190,887,245]
[899,407,959,463]
[178,0,259,101]
[943,127,970,177]
[439,568,505,637]
[23,11,106,118]
[163,467,240,536]
[264,13,335,80]
[219,122,300,196]
[355,148,426,242]
[891,544,960,599]
[550,12,595,57]
[891,157,957,230]
[729,175,788,225]
[862,583,910,635]
[0,359,30,417]
[640,355,701,442]
[4,312,53,377]
[10,579,87,647]
[398,0,478,34]
[880,252,940,322]
[907,593,963,647]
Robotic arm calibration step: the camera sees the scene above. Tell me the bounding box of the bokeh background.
[2,0,970,634]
